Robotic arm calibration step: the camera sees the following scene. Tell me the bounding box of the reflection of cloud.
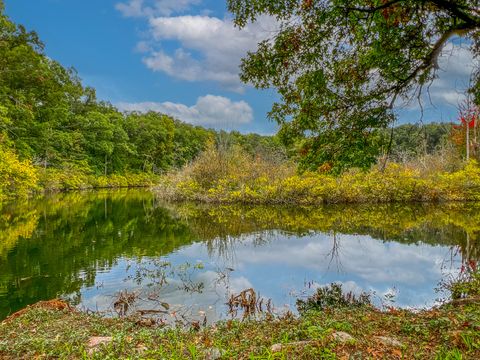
[201,232,459,307]
[75,231,462,316]
[78,260,255,322]
[229,233,448,285]
[197,271,253,295]
[337,280,366,296]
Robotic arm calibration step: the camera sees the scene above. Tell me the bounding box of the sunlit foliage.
[161,145,480,204]
[0,136,38,201]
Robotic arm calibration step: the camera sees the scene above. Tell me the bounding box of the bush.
[0,141,38,201]
[39,164,92,191]
[160,143,295,203]
[39,164,160,191]
[296,283,371,314]
[159,145,480,204]
[444,268,480,300]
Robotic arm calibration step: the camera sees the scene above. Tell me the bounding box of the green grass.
[1,296,479,359]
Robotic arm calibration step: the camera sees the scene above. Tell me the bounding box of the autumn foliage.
[159,145,480,204]
[0,138,38,201]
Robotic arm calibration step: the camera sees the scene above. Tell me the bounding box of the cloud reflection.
[77,230,461,319]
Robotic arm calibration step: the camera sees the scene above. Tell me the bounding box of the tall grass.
[181,143,294,189]
[157,144,480,204]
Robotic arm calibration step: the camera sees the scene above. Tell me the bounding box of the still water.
[0,190,478,321]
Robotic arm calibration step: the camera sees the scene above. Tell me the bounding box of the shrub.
[159,146,480,204]
[39,164,159,191]
[0,141,38,201]
[296,283,371,314]
[39,165,91,191]
[444,268,480,300]
[160,143,295,202]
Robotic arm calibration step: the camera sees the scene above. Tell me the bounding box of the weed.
[227,288,273,320]
[1,281,479,359]
[436,348,464,360]
[158,145,480,205]
[296,283,371,313]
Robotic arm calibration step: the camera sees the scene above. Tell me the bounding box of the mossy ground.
[1,298,479,359]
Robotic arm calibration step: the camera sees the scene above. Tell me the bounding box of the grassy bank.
[157,145,480,204]
[0,146,160,201]
[1,280,479,359]
[39,169,160,192]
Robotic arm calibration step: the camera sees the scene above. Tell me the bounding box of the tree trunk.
[466,125,470,161]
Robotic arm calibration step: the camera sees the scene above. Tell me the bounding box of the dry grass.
[182,144,294,188]
[157,144,480,204]
[399,144,464,177]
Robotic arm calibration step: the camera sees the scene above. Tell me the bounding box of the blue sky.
[4,0,476,134]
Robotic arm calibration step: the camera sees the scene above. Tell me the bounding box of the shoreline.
[156,160,480,205]
[1,293,478,359]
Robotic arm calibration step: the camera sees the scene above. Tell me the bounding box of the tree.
[0,134,38,201]
[227,0,480,172]
[172,121,214,167]
[0,2,85,166]
[124,112,175,173]
[451,100,479,160]
[382,122,452,160]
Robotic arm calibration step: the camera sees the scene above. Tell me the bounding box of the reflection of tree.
[0,205,39,258]
[326,232,342,272]
[171,202,480,261]
[457,232,480,271]
[0,190,195,319]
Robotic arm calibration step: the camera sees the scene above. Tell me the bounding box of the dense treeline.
[285,122,454,170]
[382,123,453,161]
[0,3,212,174]
[0,4,285,199]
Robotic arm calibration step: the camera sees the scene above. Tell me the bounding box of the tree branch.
[344,0,405,13]
[430,0,480,26]
[388,22,473,96]
[346,0,480,27]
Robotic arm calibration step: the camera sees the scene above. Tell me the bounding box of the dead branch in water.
[227,288,272,319]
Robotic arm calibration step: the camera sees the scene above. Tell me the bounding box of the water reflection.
[0,190,479,320]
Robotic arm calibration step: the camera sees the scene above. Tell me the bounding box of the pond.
[1,190,479,322]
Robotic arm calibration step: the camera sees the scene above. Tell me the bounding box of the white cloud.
[420,43,478,107]
[115,0,278,91]
[141,15,278,92]
[116,0,144,17]
[400,41,478,118]
[117,94,254,127]
[135,40,152,53]
[425,42,476,107]
[116,0,201,18]
[439,42,476,77]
